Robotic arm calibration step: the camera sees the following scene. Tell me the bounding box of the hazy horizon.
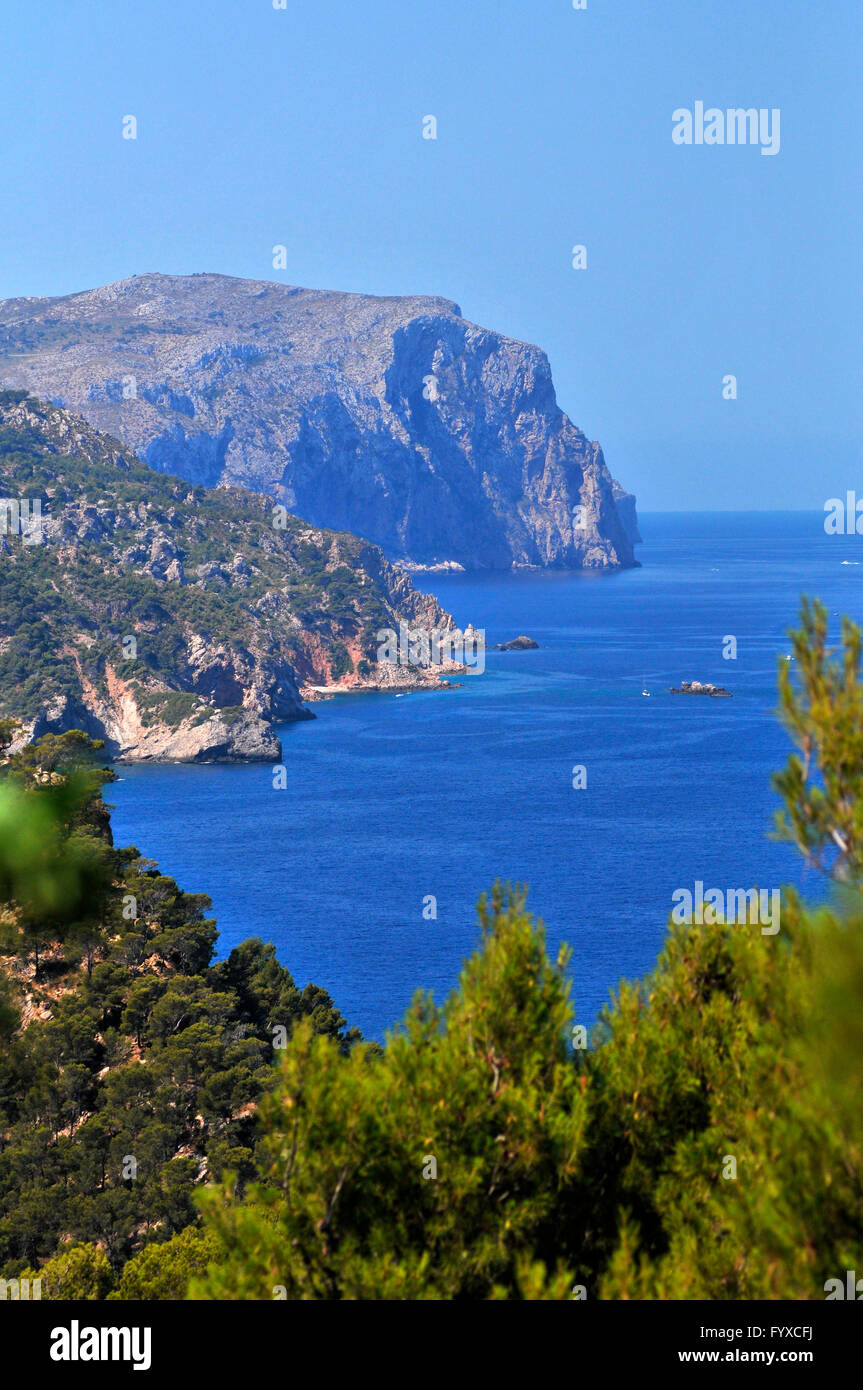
[2,0,859,512]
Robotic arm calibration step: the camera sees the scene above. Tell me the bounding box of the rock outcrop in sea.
[670,681,732,698]
[0,273,640,572]
[492,636,539,650]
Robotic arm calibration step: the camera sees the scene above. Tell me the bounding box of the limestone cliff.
[0,273,639,571]
[612,479,642,545]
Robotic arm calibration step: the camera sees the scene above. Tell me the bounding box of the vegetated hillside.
[0,391,461,762]
[1,604,862,1301]
[0,728,362,1294]
[0,272,639,571]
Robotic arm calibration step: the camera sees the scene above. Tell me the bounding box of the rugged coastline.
[0,272,640,572]
[0,392,468,762]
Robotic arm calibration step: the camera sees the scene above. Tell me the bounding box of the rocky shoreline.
[0,394,471,764]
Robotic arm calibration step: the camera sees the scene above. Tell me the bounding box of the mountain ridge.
[0,272,639,572]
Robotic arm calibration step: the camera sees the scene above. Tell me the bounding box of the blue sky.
[1,0,859,509]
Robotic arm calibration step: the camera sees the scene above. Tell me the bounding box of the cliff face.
[612,479,642,545]
[0,393,462,762]
[0,273,639,571]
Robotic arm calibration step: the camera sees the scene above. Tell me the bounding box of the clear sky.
[1,0,859,509]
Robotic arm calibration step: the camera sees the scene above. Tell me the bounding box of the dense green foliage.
[191,889,862,1300]
[773,596,863,880]
[0,391,401,723]
[191,600,863,1300]
[0,732,359,1290]
[1,600,861,1299]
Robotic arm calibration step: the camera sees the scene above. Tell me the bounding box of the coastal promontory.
[0,273,639,573]
[0,392,463,762]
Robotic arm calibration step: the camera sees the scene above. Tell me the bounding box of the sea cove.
[109,512,863,1041]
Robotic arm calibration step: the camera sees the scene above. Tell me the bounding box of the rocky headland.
[0,273,640,573]
[0,392,466,761]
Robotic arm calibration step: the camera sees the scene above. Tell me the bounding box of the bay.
[108,511,862,1040]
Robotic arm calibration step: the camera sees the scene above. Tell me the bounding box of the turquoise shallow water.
[108,512,863,1040]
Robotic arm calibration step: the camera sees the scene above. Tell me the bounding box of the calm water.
[109,512,863,1040]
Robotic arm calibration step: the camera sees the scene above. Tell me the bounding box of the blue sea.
[108,512,863,1041]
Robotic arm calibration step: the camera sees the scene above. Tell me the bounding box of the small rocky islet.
[492,635,540,651]
[670,680,733,698]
